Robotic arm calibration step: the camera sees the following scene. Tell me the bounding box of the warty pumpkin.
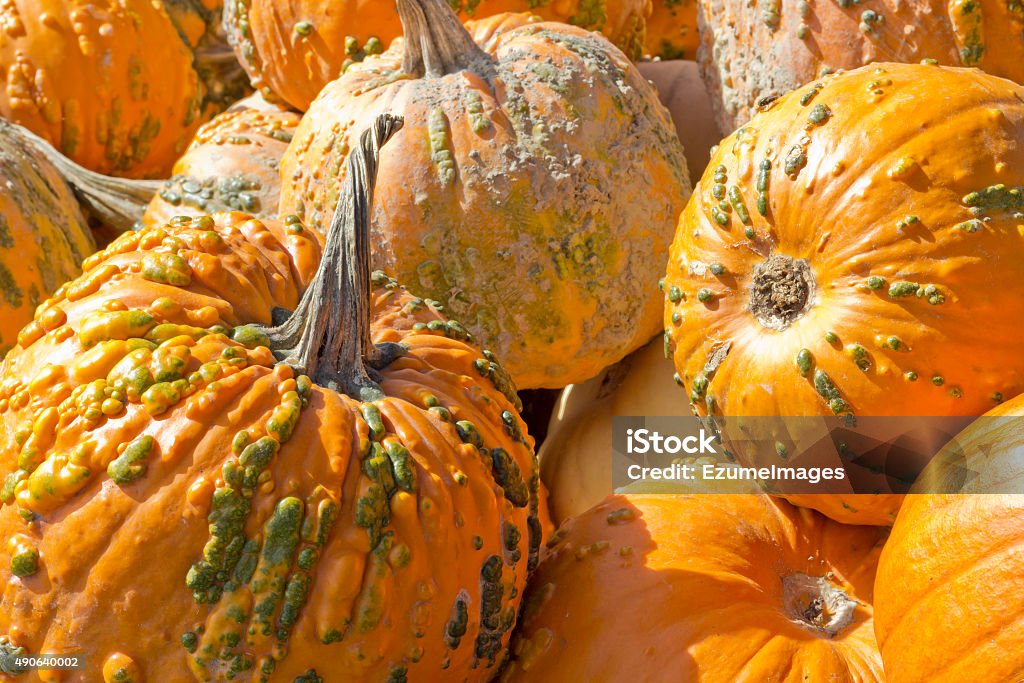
[144,93,301,226]
[644,0,698,60]
[0,114,543,681]
[663,62,1024,526]
[280,0,690,390]
[873,396,1024,682]
[0,0,211,177]
[501,494,887,682]
[699,0,1024,132]
[224,0,653,111]
[0,121,95,359]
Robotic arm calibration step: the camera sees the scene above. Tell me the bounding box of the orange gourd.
[224,0,653,111]
[145,94,301,226]
[663,62,1024,525]
[0,121,95,358]
[502,494,887,681]
[280,0,690,390]
[699,0,1024,132]
[874,397,1024,682]
[0,115,542,681]
[0,0,207,177]
[644,0,698,59]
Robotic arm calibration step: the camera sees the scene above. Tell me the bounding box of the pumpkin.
[144,93,301,226]
[663,62,1024,526]
[0,121,95,358]
[698,0,1024,132]
[501,494,887,681]
[875,495,1024,677]
[873,394,1024,681]
[0,0,211,177]
[644,0,698,60]
[224,0,653,111]
[280,0,690,390]
[0,114,543,681]
[636,59,723,181]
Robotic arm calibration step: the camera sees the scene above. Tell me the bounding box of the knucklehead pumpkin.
[145,93,301,226]
[280,0,690,390]
[663,62,1024,525]
[699,0,1024,131]
[0,115,542,681]
[0,121,95,358]
[0,0,208,177]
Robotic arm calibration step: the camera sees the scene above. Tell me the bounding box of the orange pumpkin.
[502,494,887,681]
[644,0,698,60]
[0,115,542,681]
[145,93,301,226]
[699,0,1024,132]
[876,496,1024,682]
[0,121,95,358]
[663,62,1024,525]
[874,397,1024,681]
[224,0,653,111]
[280,0,690,390]
[0,0,207,177]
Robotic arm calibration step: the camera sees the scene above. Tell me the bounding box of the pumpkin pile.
[1,0,1023,679]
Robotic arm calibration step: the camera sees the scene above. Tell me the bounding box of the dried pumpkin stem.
[398,0,492,78]
[260,113,406,400]
[1,119,159,234]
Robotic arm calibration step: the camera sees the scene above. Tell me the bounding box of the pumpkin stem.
[782,573,857,638]
[258,114,405,400]
[397,0,491,78]
[1,119,159,235]
[748,254,816,330]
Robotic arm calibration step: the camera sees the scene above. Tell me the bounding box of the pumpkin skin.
[0,121,95,358]
[663,62,1024,526]
[502,494,886,682]
[875,496,1024,681]
[145,94,301,226]
[874,396,1024,682]
[224,0,653,111]
[280,2,690,390]
[698,0,1024,132]
[644,0,698,60]
[0,116,542,681]
[0,0,206,177]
